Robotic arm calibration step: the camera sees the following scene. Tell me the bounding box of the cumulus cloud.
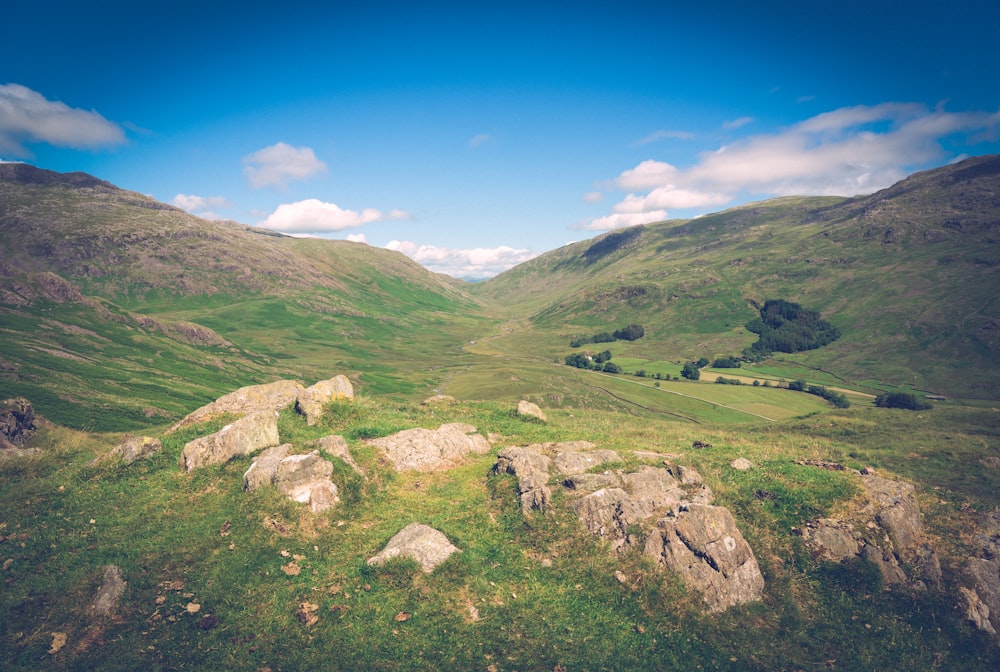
[583,191,604,203]
[259,199,410,233]
[346,233,368,244]
[172,194,230,219]
[243,142,327,189]
[0,84,125,156]
[586,102,1000,231]
[385,240,537,280]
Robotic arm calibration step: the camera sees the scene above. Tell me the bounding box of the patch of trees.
[712,356,741,368]
[743,299,840,361]
[565,350,620,374]
[875,391,932,411]
[570,324,644,348]
[787,380,850,408]
[681,360,705,380]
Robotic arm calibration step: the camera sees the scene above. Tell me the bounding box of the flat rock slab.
[644,504,765,613]
[181,410,280,471]
[368,423,489,472]
[367,523,460,573]
[170,379,305,431]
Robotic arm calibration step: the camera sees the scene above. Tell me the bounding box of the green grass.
[2,398,998,670]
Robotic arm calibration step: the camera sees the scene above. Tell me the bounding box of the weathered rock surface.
[89,565,126,620]
[961,509,1000,640]
[0,396,35,449]
[860,473,922,562]
[493,442,761,612]
[644,504,766,613]
[368,423,490,472]
[295,375,353,426]
[108,435,162,465]
[421,394,456,406]
[552,448,622,475]
[730,457,754,471]
[516,400,547,422]
[181,411,280,471]
[243,446,340,512]
[274,452,340,513]
[493,445,555,513]
[311,434,364,475]
[367,522,460,573]
[243,444,293,492]
[170,379,305,431]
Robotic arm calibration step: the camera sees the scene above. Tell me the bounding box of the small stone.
[730,458,753,471]
[186,602,201,614]
[49,632,67,654]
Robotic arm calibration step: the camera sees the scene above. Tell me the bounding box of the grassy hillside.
[2,395,998,671]
[474,156,1000,400]
[0,165,486,429]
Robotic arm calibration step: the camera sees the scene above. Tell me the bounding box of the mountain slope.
[474,155,1000,399]
[0,164,484,429]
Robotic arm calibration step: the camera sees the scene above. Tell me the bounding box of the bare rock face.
[861,473,922,562]
[295,375,353,426]
[493,441,762,613]
[274,452,339,513]
[367,522,461,573]
[516,400,547,423]
[243,446,339,512]
[0,397,35,449]
[181,411,280,471]
[493,445,554,513]
[109,435,162,465]
[961,509,1000,641]
[798,467,935,590]
[311,434,363,475]
[169,379,305,431]
[89,565,126,620]
[368,423,490,472]
[553,448,622,475]
[644,504,765,613]
[243,444,293,492]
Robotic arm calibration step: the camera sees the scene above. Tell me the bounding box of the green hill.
[473,155,1000,400]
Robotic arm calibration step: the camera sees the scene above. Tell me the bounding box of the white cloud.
[722,116,755,130]
[385,240,537,280]
[583,191,604,203]
[172,194,230,219]
[0,84,125,156]
[259,199,410,233]
[243,142,327,189]
[635,129,695,145]
[468,133,492,148]
[586,102,1000,231]
[346,233,368,244]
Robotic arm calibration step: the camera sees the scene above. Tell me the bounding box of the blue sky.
[4,0,999,278]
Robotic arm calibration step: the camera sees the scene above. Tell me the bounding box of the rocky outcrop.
[0,397,36,449]
[797,467,938,590]
[515,400,547,423]
[107,435,162,465]
[243,446,340,513]
[170,379,305,431]
[295,375,354,426]
[493,444,763,612]
[367,523,461,573]
[644,504,765,613]
[368,423,490,472]
[310,434,363,475]
[181,410,280,471]
[961,509,1000,641]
